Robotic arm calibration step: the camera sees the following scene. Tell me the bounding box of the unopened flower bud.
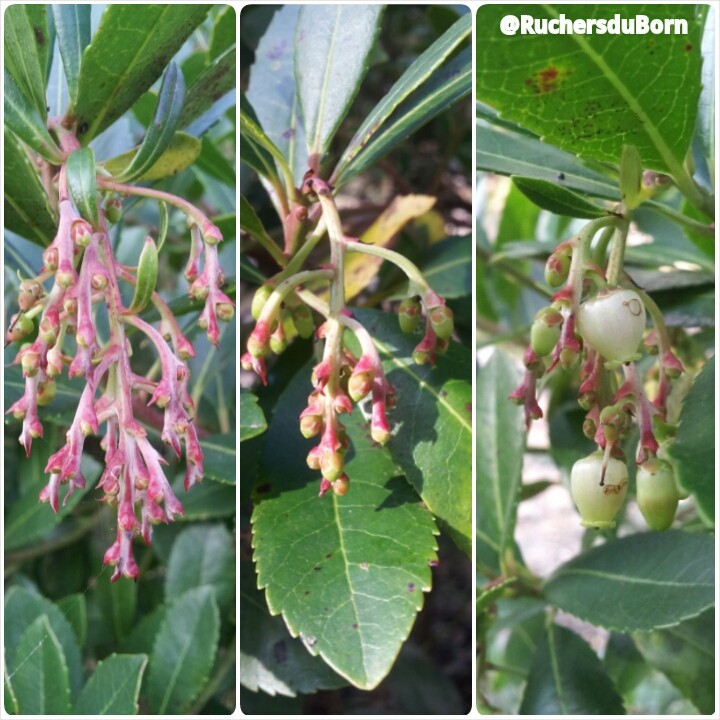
[217,302,234,322]
[18,291,36,311]
[545,247,571,287]
[559,346,580,370]
[306,447,322,471]
[105,197,123,224]
[333,474,350,496]
[7,314,34,343]
[36,380,56,406]
[293,305,315,339]
[429,306,454,340]
[413,348,430,365]
[189,280,209,301]
[371,424,391,446]
[55,268,75,289]
[91,273,108,291]
[72,220,93,247]
[348,370,373,402]
[43,247,59,272]
[530,307,563,357]
[251,285,273,320]
[398,297,422,334]
[300,415,323,439]
[247,333,269,359]
[21,350,41,377]
[320,450,344,482]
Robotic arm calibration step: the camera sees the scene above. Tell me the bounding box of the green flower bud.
[251,285,273,320]
[292,305,315,339]
[429,306,454,340]
[398,297,422,334]
[530,307,563,357]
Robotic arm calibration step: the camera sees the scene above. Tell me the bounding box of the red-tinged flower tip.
[38,473,61,512]
[119,500,137,531]
[508,383,526,405]
[318,477,332,497]
[43,246,59,272]
[300,414,323,439]
[307,446,322,470]
[21,350,41,377]
[6,314,35,343]
[661,350,684,379]
[320,450,344,482]
[46,346,65,377]
[429,305,454,340]
[241,352,267,385]
[216,302,235,322]
[348,370,373,402]
[333,393,353,415]
[202,223,223,245]
[55,262,76,290]
[247,321,271,359]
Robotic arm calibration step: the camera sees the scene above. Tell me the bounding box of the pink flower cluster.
[6,165,230,581]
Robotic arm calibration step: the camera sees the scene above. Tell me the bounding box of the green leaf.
[632,607,715,714]
[545,530,715,631]
[486,598,546,677]
[252,359,439,690]
[4,69,63,163]
[240,561,346,696]
[352,308,472,557]
[476,349,525,576]
[3,127,57,246]
[74,654,148,715]
[477,122,619,199]
[418,235,472,299]
[147,586,220,714]
[157,201,169,252]
[239,94,282,189]
[520,622,626,714]
[201,433,237,484]
[240,108,290,182]
[57,594,88,648]
[66,146,99,229]
[3,5,50,121]
[116,63,185,182]
[196,134,236,187]
[170,475,236,520]
[668,358,714,525]
[4,655,18,715]
[208,6,235,61]
[512,176,608,218]
[179,44,235,129]
[126,236,159,313]
[240,389,267,442]
[333,14,471,186]
[166,524,235,612]
[52,5,91,104]
[603,632,652,695]
[119,605,166,656]
[476,4,704,175]
[296,5,383,159]
[334,46,472,188]
[246,6,306,184]
[74,5,209,142]
[95,572,137,644]
[102,132,201,182]
[3,455,97,551]
[10,615,71,715]
[240,194,275,248]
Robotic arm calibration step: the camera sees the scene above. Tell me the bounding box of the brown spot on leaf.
[525,66,569,94]
[407,583,415,592]
[33,26,45,45]
[685,43,693,51]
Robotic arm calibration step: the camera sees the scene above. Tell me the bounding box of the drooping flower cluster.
[242,174,453,496]
[7,149,232,581]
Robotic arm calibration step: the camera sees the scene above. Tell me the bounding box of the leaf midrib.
[555,567,714,588]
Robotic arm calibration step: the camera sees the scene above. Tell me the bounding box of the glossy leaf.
[166,524,235,612]
[196,134,236,187]
[668,358,714,525]
[417,235,472,299]
[52,5,91,104]
[520,623,626,714]
[334,46,472,188]
[95,572,137,644]
[477,122,619,199]
[102,132,201,182]
[147,586,220,714]
[476,349,525,576]
[240,196,278,257]
[545,531,715,631]
[179,45,235,129]
[57,594,88,649]
[170,475,235,520]
[126,236,159,314]
[74,654,148,715]
[512,176,607,218]
[4,69,63,163]
[240,390,267,443]
[201,433,237,484]
[117,63,186,181]
[240,561,346,696]
[352,308,472,556]
[208,6,235,61]
[3,5,50,121]
[252,360,439,690]
[632,607,715,714]
[74,5,209,142]
[11,615,71,715]
[66,146,99,229]
[486,598,546,677]
[343,195,437,302]
[476,4,704,175]
[333,14,471,185]
[3,127,57,246]
[4,588,77,669]
[239,93,282,188]
[246,5,307,184]
[296,5,383,160]
[4,657,18,715]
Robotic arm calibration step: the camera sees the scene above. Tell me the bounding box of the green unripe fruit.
[332,474,350,496]
[320,451,344,483]
[577,288,646,363]
[398,297,422,334]
[105,197,123,224]
[292,305,315,339]
[348,370,373,403]
[570,452,628,529]
[37,380,56,406]
[269,333,287,355]
[636,459,679,531]
[300,415,323,439]
[530,307,563,357]
[247,334,269,359]
[545,248,571,287]
[429,306,454,340]
[251,285,273,320]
